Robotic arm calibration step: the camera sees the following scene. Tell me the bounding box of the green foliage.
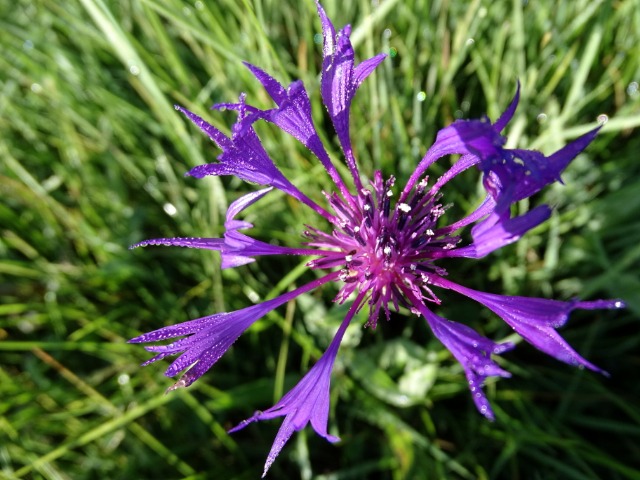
[1,0,639,478]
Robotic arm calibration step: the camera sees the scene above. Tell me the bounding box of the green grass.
[2,0,639,478]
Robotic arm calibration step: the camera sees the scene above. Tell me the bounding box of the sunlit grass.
[2,0,639,478]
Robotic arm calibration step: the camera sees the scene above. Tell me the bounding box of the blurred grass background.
[2,0,639,478]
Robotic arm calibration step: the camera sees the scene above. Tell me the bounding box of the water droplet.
[389,47,398,57]
[454,109,463,118]
[614,301,624,308]
[23,39,34,51]
[30,83,43,93]
[597,114,608,125]
[465,38,475,46]
[416,91,426,102]
[627,81,638,98]
[247,290,260,303]
[163,203,177,216]
[118,374,130,385]
[18,318,36,334]
[129,64,140,76]
[194,0,204,10]
[537,113,547,123]
[461,100,470,111]
[314,33,322,44]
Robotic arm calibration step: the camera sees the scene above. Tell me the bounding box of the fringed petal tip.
[130,237,225,251]
[578,298,626,310]
[493,80,521,133]
[129,238,184,250]
[493,341,516,355]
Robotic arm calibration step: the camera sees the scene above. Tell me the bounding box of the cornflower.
[131,1,624,475]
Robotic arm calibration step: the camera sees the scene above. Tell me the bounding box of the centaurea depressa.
[131,1,625,475]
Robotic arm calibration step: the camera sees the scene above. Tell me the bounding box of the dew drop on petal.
[597,114,608,125]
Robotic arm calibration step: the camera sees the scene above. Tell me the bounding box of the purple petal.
[401,82,599,215]
[212,84,348,216]
[177,105,283,185]
[411,299,513,420]
[538,126,601,189]
[174,105,232,149]
[429,154,481,194]
[400,119,505,202]
[353,53,387,87]
[429,205,549,260]
[435,194,496,236]
[480,127,601,205]
[218,188,323,267]
[130,237,224,250]
[129,315,217,344]
[458,204,552,258]
[433,277,625,374]
[317,1,385,189]
[230,292,365,477]
[220,231,323,269]
[130,271,341,388]
[242,62,287,104]
[217,65,351,202]
[225,188,272,227]
[316,0,336,60]
[492,81,520,132]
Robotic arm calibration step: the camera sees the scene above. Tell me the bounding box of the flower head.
[130,1,625,475]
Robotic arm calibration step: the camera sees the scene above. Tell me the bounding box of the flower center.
[304,171,459,327]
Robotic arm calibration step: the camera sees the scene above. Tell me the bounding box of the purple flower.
[130,1,625,475]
